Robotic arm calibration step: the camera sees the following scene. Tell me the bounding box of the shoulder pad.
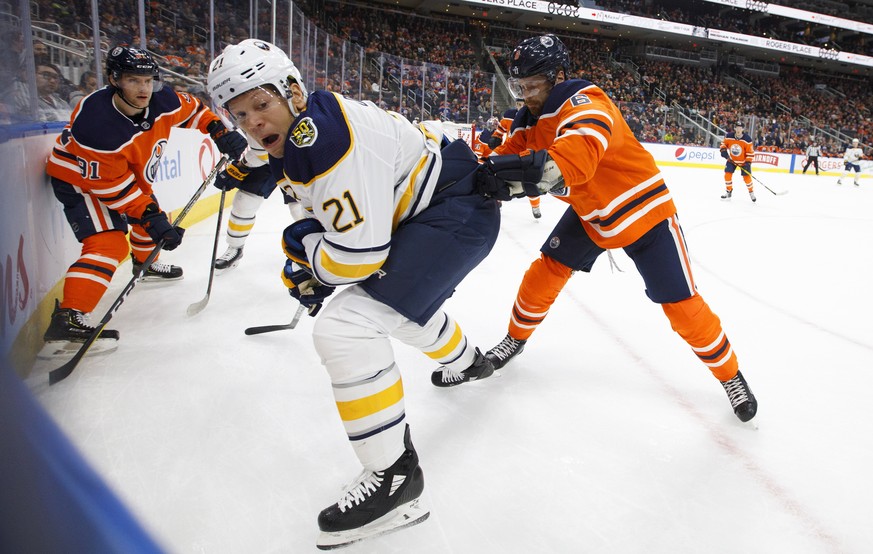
[542,79,596,114]
[282,91,352,185]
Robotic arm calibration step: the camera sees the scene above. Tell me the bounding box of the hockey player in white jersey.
[210,133,305,271]
[207,40,501,549]
[837,138,864,186]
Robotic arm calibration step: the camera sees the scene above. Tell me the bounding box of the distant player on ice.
[837,138,864,186]
[719,121,756,202]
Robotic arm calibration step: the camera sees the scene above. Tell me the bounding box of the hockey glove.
[282,260,335,316]
[139,204,185,250]
[487,135,502,149]
[720,149,729,160]
[207,120,247,159]
[213,160,253,191]
[477,149,564,201]
[282,218,325,268]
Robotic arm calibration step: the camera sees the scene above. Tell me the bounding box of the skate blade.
[316,498,430,550]
[37,339,118,359]
[740,418,759,431]
[138,275,184,283]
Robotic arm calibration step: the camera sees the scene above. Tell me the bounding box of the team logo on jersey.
[730,144,743,157]
[549,236,561,249]
[541,36,555,48]
[145,139,168,183]
[570,94,591,107]
[291,117,318,147]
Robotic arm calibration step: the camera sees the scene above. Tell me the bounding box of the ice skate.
[532,206,542,219]
[836,179,842,185]
[214,246,244,271]
[316,425,429,550]
[132,254,183,281]
[720,190,732,200]
[720,370,757,422]
[40,299,119,358]
[484,333,526,370]
[431,348,494,387]
[749,191,756,202]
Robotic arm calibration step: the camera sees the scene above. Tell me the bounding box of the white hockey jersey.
[274,91,444,287]
[843,147,863,164]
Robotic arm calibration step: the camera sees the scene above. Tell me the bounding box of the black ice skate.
[532,206,542,219]
[316,425,429,550]
[721,370,757,422]
[132,254,183,281]
[430,348,495,387]
[720,190,732,200]
[214,246,243,271]
[484,333,526,370]
[40,299,119,358]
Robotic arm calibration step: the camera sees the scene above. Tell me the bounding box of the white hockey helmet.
[207,39,307,116]
[852,138,860,145]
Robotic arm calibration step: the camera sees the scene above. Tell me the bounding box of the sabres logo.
[291,117,318,147]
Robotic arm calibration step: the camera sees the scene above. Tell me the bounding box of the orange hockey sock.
[508,254,573,341]
[61,231,129,313]
[661,294,738,381]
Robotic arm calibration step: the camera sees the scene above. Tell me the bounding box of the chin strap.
[114,88,146,113]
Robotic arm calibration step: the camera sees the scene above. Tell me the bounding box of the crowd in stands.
[2,0,869,156]
[596,0,873,53]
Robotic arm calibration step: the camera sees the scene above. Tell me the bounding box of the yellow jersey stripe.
[335,378,404,421]
[424,322,462,360]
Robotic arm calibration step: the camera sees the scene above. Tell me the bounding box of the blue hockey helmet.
[106,46,162,91]
[508,35,570,82]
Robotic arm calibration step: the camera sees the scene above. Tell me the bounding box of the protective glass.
[507,75,552,99]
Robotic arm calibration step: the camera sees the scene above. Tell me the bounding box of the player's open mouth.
[262,134,280,148]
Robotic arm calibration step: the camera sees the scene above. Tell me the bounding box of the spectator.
[11,58,72,122]
[68,71,99,107]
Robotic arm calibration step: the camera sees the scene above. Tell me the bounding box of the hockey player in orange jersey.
[43,46,246,353]
[471,117,497,160]
[719,121,756,202]
[432,35,757,423]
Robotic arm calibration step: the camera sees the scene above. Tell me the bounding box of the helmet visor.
[224,85,288,128]
[507,75,551,100]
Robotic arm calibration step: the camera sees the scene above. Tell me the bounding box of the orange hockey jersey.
[471,127,493,160]
[490,107,517,146]
[495,79,676,249]
[46,87,220,220]
[720,131,754,165]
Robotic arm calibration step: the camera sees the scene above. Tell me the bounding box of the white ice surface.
[27,167,873,554]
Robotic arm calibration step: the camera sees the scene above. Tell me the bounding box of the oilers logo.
[291,117,318,147]
[730,144,743,157]
[145,139,168,183]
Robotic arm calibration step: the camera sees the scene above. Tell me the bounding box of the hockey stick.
[740,165,787,195]
[186,187,227,316]
[244,304,307,335]
[49,156,228,385]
